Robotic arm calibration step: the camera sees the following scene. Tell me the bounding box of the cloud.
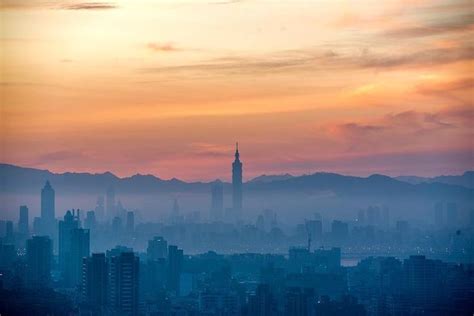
[189,143,232,158]
[35,150,88,165]
[334,123,385,137]
[358,47,474,69]
[332,107,464,142]
[0,0,117,10]
[383,13,474,38]
[61,2,117,10]
[147,42,180,53]
[416,78,474,95]
[138,44,473,80]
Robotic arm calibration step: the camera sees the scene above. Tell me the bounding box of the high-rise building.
[106,186,116,220]
[232,142,243,218]
[305,219,323,243]
[41,181,55,221]
[167,245,183,295]
[95,196,105,222]
[5,221,13,241]
[59,210,80,286]
[41,180,55,236]
[26,235,52,287]
[147,236,168,260]
[173,198,179,215]
[210,180,224,221]
[18,205,29,234]
[248,284,276,316]
[331,220,349,245]
[69,228,90,287]
[403,255,445,307]
[84,211,97,230]
[82,253,108,313]
[126,211,134,233]
[112,216,122,236]
[284,287,316,316]
[109,251,139,316]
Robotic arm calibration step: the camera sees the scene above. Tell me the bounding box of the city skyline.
[1,0,473,180]
[1,1,473,315]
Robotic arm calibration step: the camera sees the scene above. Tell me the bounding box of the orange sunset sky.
[1,0,473,181]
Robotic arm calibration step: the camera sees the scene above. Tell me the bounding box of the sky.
[1,0,473,181]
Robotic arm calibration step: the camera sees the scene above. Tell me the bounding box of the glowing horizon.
[1,0,473,181]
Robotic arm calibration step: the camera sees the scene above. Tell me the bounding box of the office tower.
[403,255,445,307]
[59,210,79,276]
[112,216,122,235]
[41,180,55,236]
[173,198,180,215]
[434,202,444,228]
[284,287,316,316]
[109,252,139,316]
[210,180,224,221]
[167,245,183,295]
[5,221,13,241]
[84,211,97,230]
[248,284,276,316]
[126,211,134,233]
[95,196,105,222]
[232,142,243,218]
[145,258,167,299]
[68,228,90,287]
[147,236,168,260]
[82,253,108,313]
[26,235,52,287]
[446,202,458,227]
[314,247,341,272]
[331,220,349,244]
[18,205,29,234]
[0,241,16,269]
[116,200,126,219]
[305,219,323,242]
[106,186,115,220]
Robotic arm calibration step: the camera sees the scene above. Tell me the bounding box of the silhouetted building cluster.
[1,148,474,315]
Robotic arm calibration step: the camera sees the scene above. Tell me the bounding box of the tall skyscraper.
[95,196,105,222]
[109,251,139,316]
[41,180,55,235]
[59,210,79,283]
[126,211,134,233]
[82,253,108,313]
[18,205,29,234]
[147,236,168,260]
[26,235,52,288]
[210,180,224,221]
[69,228,90,287]
[232,142,243,218]
[106,186,115,220]
[84,210,97,230]
[167,245,183,295]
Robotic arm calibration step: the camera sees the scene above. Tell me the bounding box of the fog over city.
[1,0,473,315]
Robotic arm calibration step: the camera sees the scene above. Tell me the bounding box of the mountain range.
[1,163,472,200]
